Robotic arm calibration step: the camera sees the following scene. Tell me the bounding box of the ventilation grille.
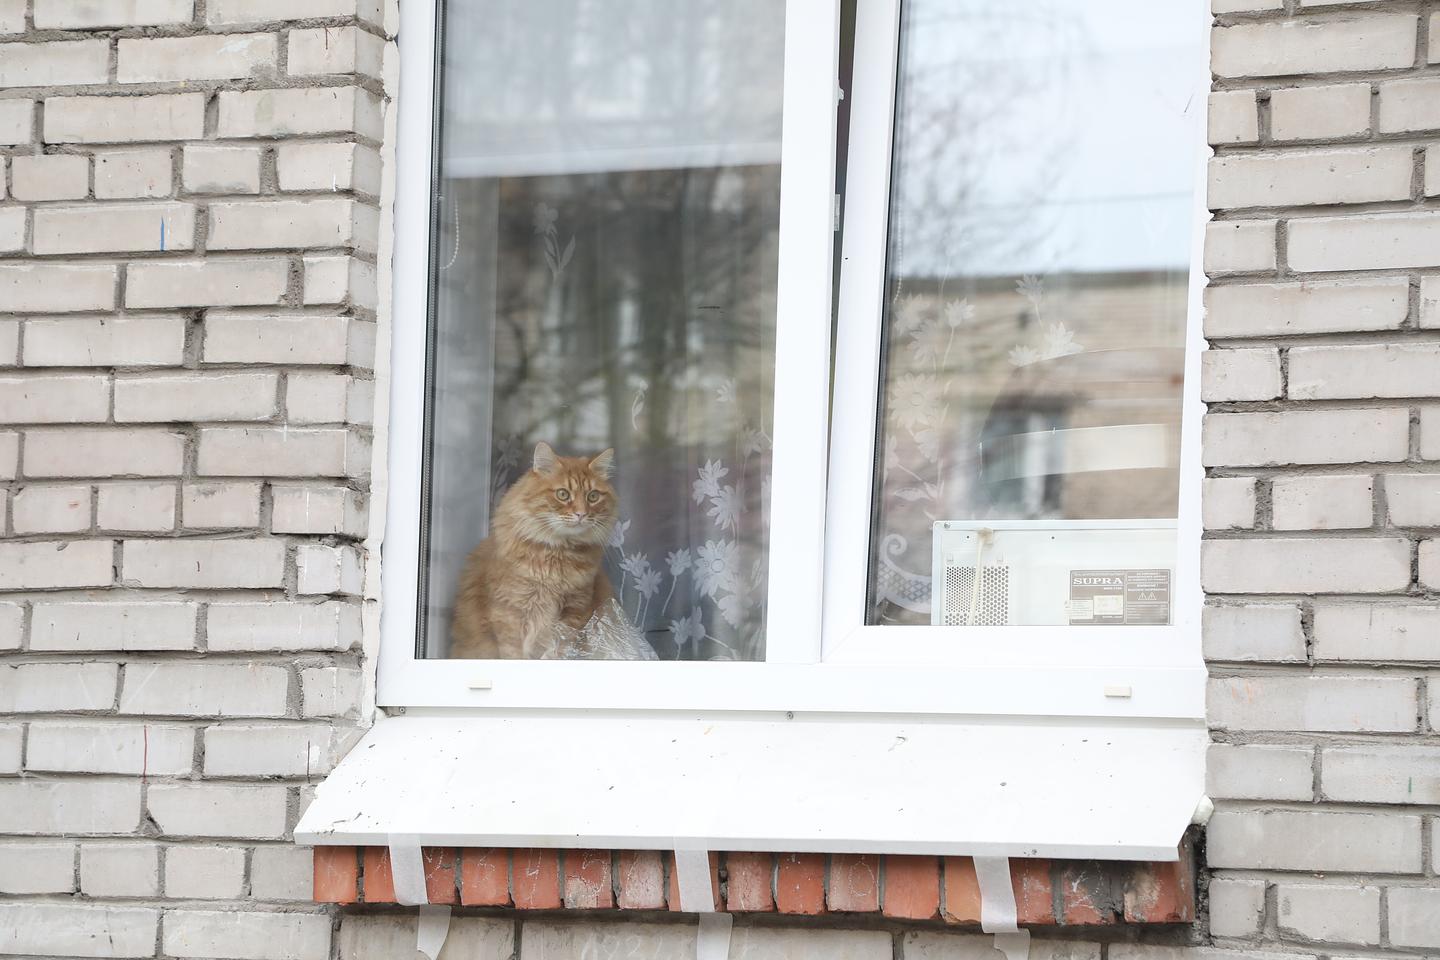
[941,565,1011,626]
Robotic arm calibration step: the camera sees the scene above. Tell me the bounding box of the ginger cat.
[450,442,618,659]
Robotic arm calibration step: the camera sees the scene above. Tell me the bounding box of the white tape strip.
[387,836,429,906]
[416,905,451,960]
[974,857,1030,960]
[672,849,714,914]
[696,911,733,960]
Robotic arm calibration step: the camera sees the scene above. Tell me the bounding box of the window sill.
[311,845,1196,924]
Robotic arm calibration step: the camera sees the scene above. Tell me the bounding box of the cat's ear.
[589,448,615,479]
[532,441,558,474]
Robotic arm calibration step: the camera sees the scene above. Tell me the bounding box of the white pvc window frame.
[378,0,1212,722]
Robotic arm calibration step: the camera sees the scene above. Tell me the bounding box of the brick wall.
[1202,0,1440,954]
[2,0,1439,958]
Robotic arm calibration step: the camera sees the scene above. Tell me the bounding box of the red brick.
[942,857,981,924]
[361,847,394,903]
[459,848,511,907]
[617,850,666,910]
[513,848,562,910]
[724,852,775,912]
[827,853,880,913]
[882,855,939,920]
[1012,858,1054,924]
[1124,845,1195,923]
[563,849,614,910]
[423,847,458,904]
[775,852,825,915]
[667,851,721,912]
[312,846,358,904]
[1059,862,1118,925]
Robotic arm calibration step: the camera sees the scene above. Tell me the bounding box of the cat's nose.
[574,511,587,520]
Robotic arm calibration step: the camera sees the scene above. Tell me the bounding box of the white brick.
[207,0,381,24]
[297,544,363,594]
[1206,220,1277,274]
[81,842,160,897]
[1314,603,1440,661]
[0,778,141,834]
[341,918,516,960]
[303,255,376,308]
[1204,536,1410,593]
[0,661,117,712]
[1201,349,1280,402]
[1433,13,1440,64]
[183,144,261,195]
[36,0,195,28]
[0,431,15,480]
[0,539,114,589]
[11,153,89,201]
[1212,16,1417,78]
[278,142,382,195]
[1208,91,1258,145]
[183,481,262,529]
[34,201,196,255]
[1203,477,1256,530]
[165,846,247,899]
[0,841,76,894]
[0,373,109,422]
[1204,280,1408,337]
[208,197,376,252]
[148,783,290,839]
[1423,275,1440,328]
[0,602,19,651]
[203,314,367,365]
[0,723,20,770]
[24,316,186,367]
[0,319,15,363]
[1421,538,1440,590]
[218,86,382,140]
[122,538,285,588]
[1290,344,1440,400]
[1207,743,1313,801]
[96,481,174,532]
[1290,212,1440,273]
[300,666,362,718]
[115,372,278,423]
[0,262,116,312]
[1384,474,1440,527]
[1276,884,1380,945]
[1389,887,1440,949]
[119,33,278,83]
[0,99,33,144]
[1429,147,1440,197]
[1378,77,1440,133]
[1209,676,1416,732]
[287,373,361,424]
[45,93,206,144]
[165,910,331,960]
[288,27,384,78]
[0,40,110,88]
[1270,83,1371,141]
[1203,409,1409,466]
[128,258,289,308]
[1425,407,1440,461]
[1207,877,1266,938]
[24,427,185,477]
[1271,475,1374,530]
[94,148,173,199]
[27,721,193,775]
[252,844,314,900]
[1208,809,1421,872]
[1209,147,1412,209]
[120,661,288,716]
[0,903,158,958]
[0,0,21,32]
[1322,746,1440,804]
[204,722,352,776]
[32,600,197,652]
[12,484,92,533]
[208,601,357,652]
[198,426,366,478]
[0,206,23,254]
[271,483,366,536]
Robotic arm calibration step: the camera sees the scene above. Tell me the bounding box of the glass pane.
[422,0,784,660]
[868,0,1198,627]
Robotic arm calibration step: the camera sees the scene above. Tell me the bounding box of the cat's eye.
[586,491,600,504]
[555,489,571,501]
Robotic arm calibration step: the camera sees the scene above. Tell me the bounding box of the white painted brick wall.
[1270,475,1374,530]
[1207,810,1422,872]
[81,842,161,898]
[1269,83,1371,141]
[1209,675,1417,732]
[1275,884,1381,945]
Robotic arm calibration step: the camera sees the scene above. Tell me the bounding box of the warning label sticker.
[1068,569,1171,626]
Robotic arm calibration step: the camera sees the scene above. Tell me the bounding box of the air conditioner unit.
[931,520,1177,627]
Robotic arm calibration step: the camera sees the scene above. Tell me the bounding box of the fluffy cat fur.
[450,442,618,659]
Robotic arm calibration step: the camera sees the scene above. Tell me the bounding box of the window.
[381,0,1208,716]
